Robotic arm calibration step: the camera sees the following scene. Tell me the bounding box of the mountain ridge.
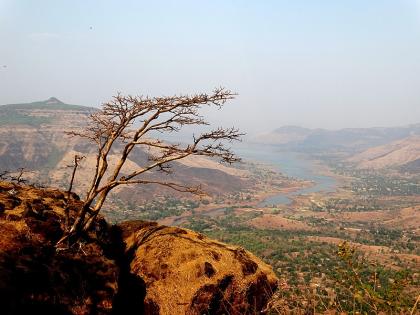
[252,123,420,153]
[0,97,95,111]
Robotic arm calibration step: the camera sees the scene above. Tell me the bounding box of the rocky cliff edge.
[0,181,278,315]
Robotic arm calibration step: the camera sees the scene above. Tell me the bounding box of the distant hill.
[1,97,92,111]
[347,135,420,171]
[255,126,313,145]
[252,124,420,153]
[0,97,250,201]
[0,97,94,170]
[0,97,94,127]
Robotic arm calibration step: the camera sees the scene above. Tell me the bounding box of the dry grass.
[124,224,278,314]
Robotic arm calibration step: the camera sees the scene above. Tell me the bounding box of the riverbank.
[158,179,313,225]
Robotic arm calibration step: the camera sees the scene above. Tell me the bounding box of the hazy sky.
[1,0,420,134]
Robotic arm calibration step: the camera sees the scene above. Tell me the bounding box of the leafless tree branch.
[56,87,242,247]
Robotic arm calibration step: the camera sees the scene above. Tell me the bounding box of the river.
[235,143,337,206]
[171,143,337,224]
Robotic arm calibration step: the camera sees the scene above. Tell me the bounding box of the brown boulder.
[121,222,278,315]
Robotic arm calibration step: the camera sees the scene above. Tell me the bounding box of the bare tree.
[57,87,242,246]
[13,168,27,184]
[64,155,85,234]
[0,168,30,184]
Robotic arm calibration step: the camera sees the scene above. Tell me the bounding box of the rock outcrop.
[119,221,278,314]
[0,181,278,314]
[0,181,119,315]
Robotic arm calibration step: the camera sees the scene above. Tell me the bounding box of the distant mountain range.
[0,98,250,200]
[253,125,420,151]
[252,124,420,172]
[0,97,94,127]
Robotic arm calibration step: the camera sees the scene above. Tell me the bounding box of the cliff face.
[0,182,278,315]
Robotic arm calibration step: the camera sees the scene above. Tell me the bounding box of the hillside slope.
[347,135,420,170]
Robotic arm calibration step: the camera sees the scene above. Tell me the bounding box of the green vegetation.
[1,101,91,111]
[184,215,418,314]
[266,242,418,314]
[333,166,420,196]
[332,242,417,314]
[103,197,201,222]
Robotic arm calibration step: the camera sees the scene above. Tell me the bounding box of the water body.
[172,143,338,224]
[235,143,337,206]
